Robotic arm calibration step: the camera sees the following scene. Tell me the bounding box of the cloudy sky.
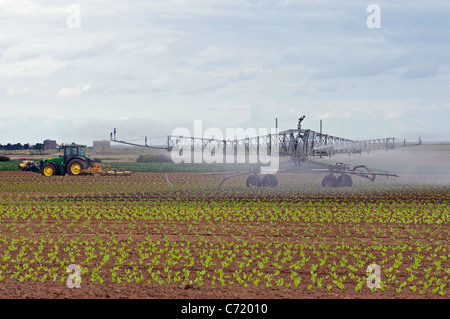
[1,0,449,145]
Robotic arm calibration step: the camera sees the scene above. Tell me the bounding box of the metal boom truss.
[110,124,398,188]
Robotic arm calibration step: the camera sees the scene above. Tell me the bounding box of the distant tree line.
[0,143,44,151]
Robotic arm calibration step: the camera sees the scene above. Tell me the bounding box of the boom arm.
[111,128,395,161]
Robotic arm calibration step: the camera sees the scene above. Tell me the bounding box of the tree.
[12,143,23,150]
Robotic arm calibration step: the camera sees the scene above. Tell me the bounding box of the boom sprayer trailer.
[110,116,398,188]
[19,144,131,176]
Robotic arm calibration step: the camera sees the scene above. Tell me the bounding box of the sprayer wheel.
[337,174,353,187]
[322,175,338,188]
[246,174,262,187]
[262,174,278,187]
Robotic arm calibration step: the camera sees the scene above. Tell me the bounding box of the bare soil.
[0,172,449,300]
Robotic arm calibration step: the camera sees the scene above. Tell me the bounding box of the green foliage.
[106,161,255,173]
[137,154,172,163]
[0,160,20,171]
[0,174,448,298]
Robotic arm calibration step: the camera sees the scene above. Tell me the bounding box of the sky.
[1,0,450,146]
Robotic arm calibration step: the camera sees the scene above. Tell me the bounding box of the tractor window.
[78,148,86,157]
[64,146,86,158]
[65,147,75,158]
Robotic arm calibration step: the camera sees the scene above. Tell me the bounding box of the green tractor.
[20,143,131,176]
[39,144,92,176]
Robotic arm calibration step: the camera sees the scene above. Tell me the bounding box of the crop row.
[0,229,448,295]
[1,172,448,298]
[1,173,449,197]
[0,191,449,297]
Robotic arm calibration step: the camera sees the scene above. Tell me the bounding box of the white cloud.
[6,86,31,96]
[0,0,449,144]
[0,1,66,17]
[385,112,402,121]
[57,84,91,97]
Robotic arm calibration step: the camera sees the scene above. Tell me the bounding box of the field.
[0,170,449,299]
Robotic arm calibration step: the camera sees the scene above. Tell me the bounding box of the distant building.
[93,140,110,153]
[43,139,57,150]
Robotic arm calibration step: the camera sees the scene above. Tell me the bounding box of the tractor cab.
[60,144,91,175]
[62,144,87,164]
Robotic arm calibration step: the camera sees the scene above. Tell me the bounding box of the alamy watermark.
[170,120,279,174]
[366,263,381,289]
[65,4,380,30]
[67,4,81,29]
[66,264,81,288]
[366,4,381,29]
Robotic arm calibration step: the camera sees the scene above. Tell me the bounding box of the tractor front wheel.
[67,159,87,176]
[42,163,57,177]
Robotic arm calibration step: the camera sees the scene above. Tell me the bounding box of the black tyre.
[262,174,278,187]
[246,175,262,187]
[67,158,87,176]
[337,174,353,187]
[322,175,338,188]
[42,162,58,177]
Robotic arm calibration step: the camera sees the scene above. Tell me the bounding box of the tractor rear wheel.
[67,159,87,176]
[42,163,58,177]
[322,175,338,188]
